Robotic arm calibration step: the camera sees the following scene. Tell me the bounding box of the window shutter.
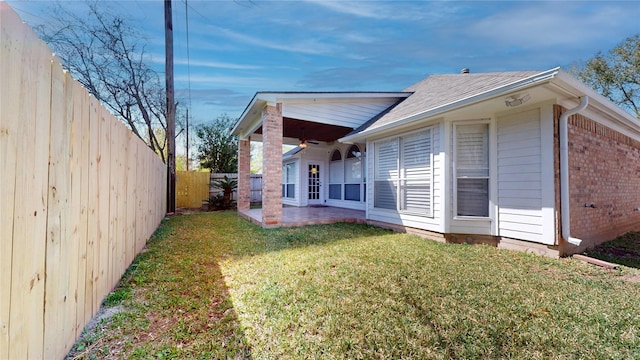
[374,139,398,209]
[375,139,398,180]
[373,130,433,215]
[402,131,431,179]
[401,130,431,214]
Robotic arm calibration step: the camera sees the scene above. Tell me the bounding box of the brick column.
[237,136,251,212]
[261,103,283,227]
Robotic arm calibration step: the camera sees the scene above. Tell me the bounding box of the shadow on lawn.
[101,212,386,359]
[583,231,640,269]
[68,213,255,359]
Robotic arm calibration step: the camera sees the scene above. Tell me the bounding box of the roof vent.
[461,68,470,74]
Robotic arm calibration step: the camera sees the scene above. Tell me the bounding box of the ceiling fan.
[298,128,319,148]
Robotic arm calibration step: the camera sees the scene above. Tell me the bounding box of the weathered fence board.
[0,6,19,356]
[86,99,98,320]
[0,5,168,359]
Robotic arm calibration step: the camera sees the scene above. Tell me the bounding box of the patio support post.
[237,136,251,212]
[261,103,283,227]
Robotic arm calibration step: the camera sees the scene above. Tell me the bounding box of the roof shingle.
[352,71,542,134]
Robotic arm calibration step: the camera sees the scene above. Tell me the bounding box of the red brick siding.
[554,105,640,254]
[237,137,251,211]
[261,104,283,227]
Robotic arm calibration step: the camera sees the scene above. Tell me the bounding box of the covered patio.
[239,206,366,227]
[231,91,409,228]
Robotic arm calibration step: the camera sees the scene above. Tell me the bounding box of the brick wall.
[555,105,640,254]
[261,104,283,227]
[237,137,251,211]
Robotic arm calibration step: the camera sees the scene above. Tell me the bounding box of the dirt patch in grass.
[66,305,125,359]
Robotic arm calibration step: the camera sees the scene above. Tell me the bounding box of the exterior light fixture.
[505,93,531,107]
[299,141,307,149]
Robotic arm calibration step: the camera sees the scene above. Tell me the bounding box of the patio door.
[307,162,324,205]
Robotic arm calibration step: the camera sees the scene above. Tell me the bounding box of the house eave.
[340,67,640,144]
[552,71,640,135]
[232,91,412,139]
[339,67,563,143]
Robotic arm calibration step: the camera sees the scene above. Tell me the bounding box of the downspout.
[559,96,589,246]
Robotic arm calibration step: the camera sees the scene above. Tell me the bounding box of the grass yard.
[68,212,640,359]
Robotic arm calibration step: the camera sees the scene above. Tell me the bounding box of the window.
[344,145,361,201]
[374,129,432,215]
[282,162,296,198]
[329,150,342,200]
[455,123,489,217]
[374,139,398,209]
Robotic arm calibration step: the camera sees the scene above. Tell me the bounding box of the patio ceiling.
[254,117,354,143]
[231,92,411,140]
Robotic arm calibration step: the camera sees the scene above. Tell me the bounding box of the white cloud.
[301,0,459,22]
[147,53,263,70]
[302,0,392,19]
[175,58,264,70]
[215,26,339,56]
[175,74,293,90]
[469,3,637,49]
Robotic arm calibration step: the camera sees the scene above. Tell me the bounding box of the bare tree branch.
[38,1,170,162]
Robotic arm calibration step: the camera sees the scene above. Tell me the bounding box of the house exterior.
[232,68,640,257]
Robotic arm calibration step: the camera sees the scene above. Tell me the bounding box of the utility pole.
[165,0,176,213]
[186,108,189,171]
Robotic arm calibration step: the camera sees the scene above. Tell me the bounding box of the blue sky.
[7,0,640,127]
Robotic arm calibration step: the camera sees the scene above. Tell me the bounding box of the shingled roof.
[348,70,543,136]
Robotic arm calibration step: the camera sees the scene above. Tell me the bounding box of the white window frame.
[282,161,296,199]
[328,149,343,200]
[453,120,490,219]
[344,145,363,202]
[373,127,434,217]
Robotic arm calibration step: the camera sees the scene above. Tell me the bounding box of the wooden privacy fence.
[0,5,167,360]
[210,173,263,204]
[176,171,210,208]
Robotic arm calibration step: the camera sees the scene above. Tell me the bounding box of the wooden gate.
[176,171,210,208]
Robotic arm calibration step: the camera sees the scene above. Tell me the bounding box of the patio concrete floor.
[239,206,366,227]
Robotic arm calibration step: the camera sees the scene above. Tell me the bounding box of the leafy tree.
[250,142,263,174]
[196,114,238,173]
[37,2,171,161]
[571,34,640,118]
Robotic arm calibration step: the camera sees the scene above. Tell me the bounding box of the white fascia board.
[276,92,411,104]
[273,92,411,102]
[553,71,640,133]
[339,68,562,143]
[232,93,262,137]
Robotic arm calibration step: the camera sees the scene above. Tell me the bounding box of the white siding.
[497,108,544,242]
[432,126,442,221]
[283,99,399,129]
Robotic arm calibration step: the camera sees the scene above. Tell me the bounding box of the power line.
[184,0,193,170]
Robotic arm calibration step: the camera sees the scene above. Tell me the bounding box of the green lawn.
[69,212,640,359]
